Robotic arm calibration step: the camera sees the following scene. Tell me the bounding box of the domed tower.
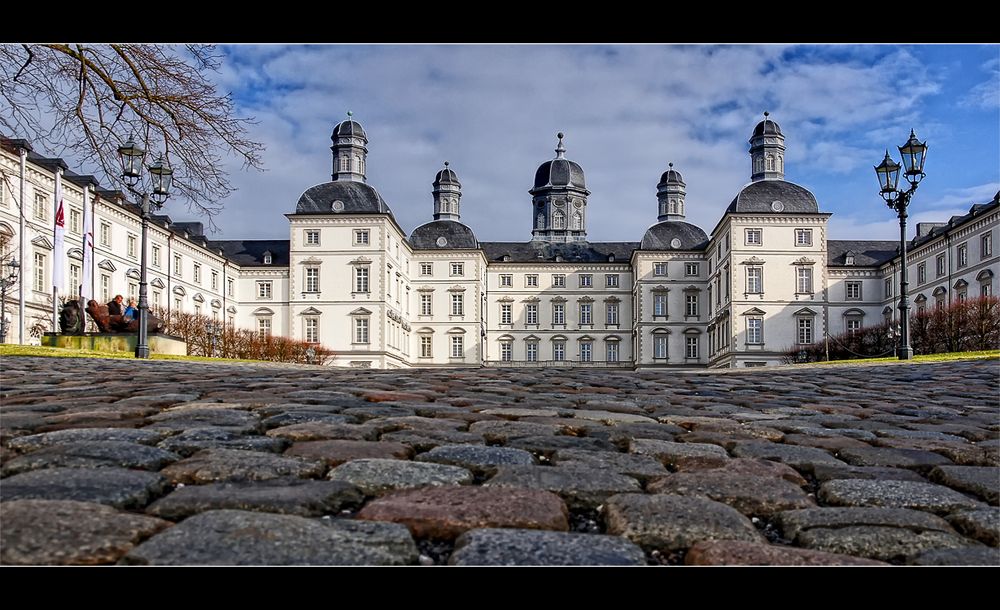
[433,162,462,221]
[331,112,368,183]
[749,111,785,182]
[657,163,686,221]
[530,133,590,243]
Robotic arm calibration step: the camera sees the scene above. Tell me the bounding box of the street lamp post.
[874,129,928,361]
[0,258,20,344]
[118,137,173,359]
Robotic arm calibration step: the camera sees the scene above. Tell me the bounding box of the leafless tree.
[1,44,264,224]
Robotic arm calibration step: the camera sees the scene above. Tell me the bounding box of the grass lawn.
[0,343,290,365]
[796,350,999,366]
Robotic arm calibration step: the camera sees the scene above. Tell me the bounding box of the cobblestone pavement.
[1,356,997,566]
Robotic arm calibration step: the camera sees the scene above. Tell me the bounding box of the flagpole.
[52,169,65,331]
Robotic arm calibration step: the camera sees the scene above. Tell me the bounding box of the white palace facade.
[1,116,997,368]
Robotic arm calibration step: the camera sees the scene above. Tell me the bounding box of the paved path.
[1,356,997,566]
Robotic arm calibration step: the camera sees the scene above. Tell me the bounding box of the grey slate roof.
[908,196,999,250]
[434,167,460,187]
[532,158,587,192]
[827,240,898,266]
[658,167,685,186]
[294,181,393,216]
[332,120,366,139]
[481,241,638,263]
[726,180,820,214]
[640,221,710,251]
[752,118,782,137]
[409,220,478,250]
[208,240,291,267]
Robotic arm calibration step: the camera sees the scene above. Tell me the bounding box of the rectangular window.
[981,283,991,297]
[796,267,813,294]
[686,294,698,317]
[579,303,592,325]
[500,341,513,362]
[957,244,968,268]
[420,293,432,316]
[451,335,464,358]
[745,228,762,246]
[500,303,512,324]
[354,230,369,246]
[258,317,272,339]
[606,302,619,325]
[499,274,512,287]
[420,336,433,358]
[579,274,592,288]
[552,341,566,361]
[654,262,668,276]
[653,293,667,317]
[685,263,699,276]
[305,230,320,246]
[211,271,218,291]
[846,318,862,335]
[100,222,111,247]
[69,208,81,234]
[798,318,813,345]
[306,267,320,292]
[526,274,539,288]
[526,342,538,362]
[606,342,619,363]
[173,254,182,277]
[747,317,763,344]
[451,293,464,316]
[580,342,592,362]
[355,318,369,344]
[982,232,993,258]
[305,318,318,343]
[606,274,619,288]
[526,303,538,325]
[552,303,565,325]
[128,283,138,302]
[152,290,161,307]
[746,267,762,294]
[355,267,369,293]
[227,278,234,297]
[686,336,699,359]
[33,193,47,221]
[193,263,201,284]
[33,252,45,292]
[420,263,433,276]
[654,335,667,359]
[917,263,926,285]
[69,263,80,291]
[795,228,813,246]
[957,291,967,303]
[127,234,137,259]
[552,274,565,288]
[885,278,892,298]
[175,298,183,313]
[101,274,111,302]
[194,304,201,317]
[936,254,946,277]
[257,281,272,299]
[846,281,862,300]
[151,245,161,268]
[450,262,464,276]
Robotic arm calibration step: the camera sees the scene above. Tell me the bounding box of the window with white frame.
[500,341,513,362]
[420,293,432,316]
[917,263,926,284]
[173,254,182,277]
[127,234,137,259]
[606,302,619,325]
[451,293,464,316]
[797,317,813,344]
[685,262,699,276]
[580,341,593,362]
[258,317,272,339]
[981,282,991,297]
[305,267,319,292]
[227,278,234,297]
[420,336,433,358]
[796,267,813,294]
[745,228,762,246]
[526,341,538,362]
[420,262,433,276]
[526,274,539,288]
[100,222,111,247]
[579,274,592,288]
[151,245,161,268]
[957,290,967,303]
[606,274,619,288]
[354,317,369,344]
[193,263,201,284]
[795,228,813,246]
[606,341,619,362]
[653,293,667,317]
[257,281,272,299]
[450,335,464,358]
[33,252,45,292]
[499,274,512,287]
[846,317,862,335]
[500,303,512,324]
[526,303,538,325]
[174,298,182,313]
[957,243,968,268]
[194,304,202,317]
[982,232,993,258]
[128,283,137,302]
[305,230,320,246]
[654,262,668,276]
[69,263,80,292]
[746,267,763,294]
[552,303,565,325]
[33,193,47,221]
[354,230,369,246]
[885,278,893,298]
[450,262,464,276]
[354,267,369,293]
[936,254,946,277]
[685,294,698,317]
[152,290,161,307]
[101,274,110,302]
[305,318,319,343]
[685,336,699,359]
[552,274,565,288]
[263,252,272,265]
[846,281,862,300]
[653,334,668,359]
[552,341,566,361]
[69,208,81,234]
[747,317,763,344]
[579,303,592,325]
[211,271,218,291]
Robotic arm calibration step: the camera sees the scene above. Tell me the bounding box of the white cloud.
[961,57,1000,110]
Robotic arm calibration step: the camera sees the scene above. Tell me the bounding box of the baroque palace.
[1,116,997,368]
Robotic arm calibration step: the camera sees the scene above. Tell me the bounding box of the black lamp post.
[118,136,173,359]
[874,129,928,361]
[0,257,20,344]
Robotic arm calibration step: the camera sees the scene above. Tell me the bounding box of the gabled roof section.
[828,240,897,266]
[208,240,290,267]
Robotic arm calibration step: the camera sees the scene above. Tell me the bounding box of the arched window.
[777,155,783,172]
[536,213,545,229]
[572,213,582,230]
[765,154,775,171]
[355,154,362,174]
[553,211,566,230]
[339,156,350,172]
[669,199,677,214]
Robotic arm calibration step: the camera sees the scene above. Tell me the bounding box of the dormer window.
[263,251,272,265]
[845,251,856,266]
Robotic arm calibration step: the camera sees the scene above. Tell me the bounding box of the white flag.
[81,186,93,302]
[53,177,65,294]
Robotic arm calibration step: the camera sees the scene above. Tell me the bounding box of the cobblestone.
[1,441,180,476]
[485,465,641,509]
[327,459,473,496]
[145,478,364,520]
[449,529,647,566]
[647,472,815,517]
[946,508,1000,546]
[818,479,986,515]
[928,466,1000,504]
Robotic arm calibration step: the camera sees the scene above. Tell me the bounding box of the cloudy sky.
[202,44,998,244]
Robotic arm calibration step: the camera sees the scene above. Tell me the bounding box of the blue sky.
[205,44,999,243]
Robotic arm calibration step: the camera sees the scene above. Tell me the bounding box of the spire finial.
[555,132,566,159]
[444,161,449,168]
[347,110,353,119]
[668,162,673,169]
[763,111,770,119]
